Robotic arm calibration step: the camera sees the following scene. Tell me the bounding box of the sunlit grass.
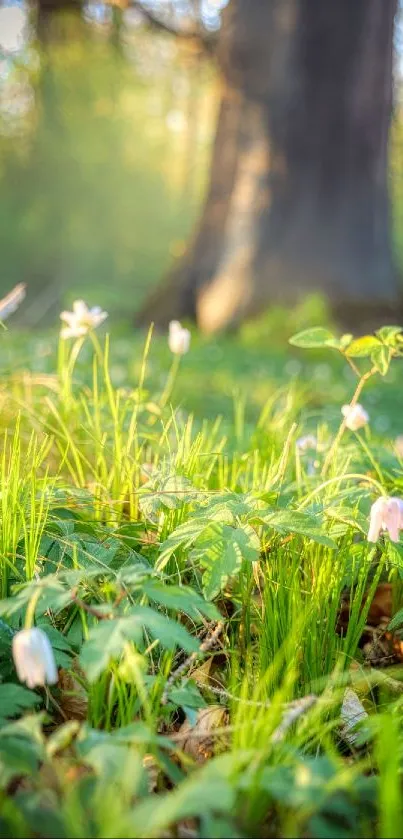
[0,304,402,836]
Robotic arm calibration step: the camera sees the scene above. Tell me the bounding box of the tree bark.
[139,0,399,332]
[36,0,83,43]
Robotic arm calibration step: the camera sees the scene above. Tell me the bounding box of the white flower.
[168,320,191,355]
[0,283,26,321]
[60,300,108,339]
[12,627,58,688]
[296,435,317,453]
[341,403,369,431]
[367,496,403,543]
[340,688,368,747]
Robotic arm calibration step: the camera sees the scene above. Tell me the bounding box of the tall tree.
[139,0,399,332]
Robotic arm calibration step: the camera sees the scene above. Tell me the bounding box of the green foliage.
[0,317,403,837]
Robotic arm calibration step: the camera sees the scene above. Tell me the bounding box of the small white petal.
[73,300,89,317]
[341,688,368,747]
[368,497,386,542]
[59,300,107,337]
[60,310,76,326]
[296,435,317,453]
[168,323,191,355]
[341,403,369,431]
[368,496,403,544]
[60,325,88,339]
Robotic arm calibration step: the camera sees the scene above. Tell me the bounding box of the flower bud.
[12,627,58,689]
[367,496,403,543]
[168,320,191,355]
[341,403,369,431]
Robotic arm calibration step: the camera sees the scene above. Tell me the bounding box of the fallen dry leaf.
[57,661,88,721]
[177,705,228,763]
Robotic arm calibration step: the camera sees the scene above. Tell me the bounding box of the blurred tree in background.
[0,0,402,328]
[140,0,399,332]
[0,0,218,323]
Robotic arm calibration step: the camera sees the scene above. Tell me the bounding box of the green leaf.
[80,608,198,682]
[130,775,235,836]
[191,523,260,600]
[143,581,219,621]
[370,344,392,376]
[376,325,403,345]
[387,609,403,632]
[139,474,200,521]
[339,333,353,350]
[157,519,211,571]
[289,328,337,349]
[0,736,40,786]
[0,684,39,720]
[46,721,81,758]
[260,510,337,548]
[169,681,206,710]
[345,336,381,357]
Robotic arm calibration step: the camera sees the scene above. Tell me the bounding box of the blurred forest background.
[0,0,223,325]
[1,0,403,327]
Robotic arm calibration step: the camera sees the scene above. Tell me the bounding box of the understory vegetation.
[2,301,403,838]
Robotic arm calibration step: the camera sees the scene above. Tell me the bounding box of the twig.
[168,695,318,745]
[71,589,113,620]
[271,695,318,743]
[162,621,224,704]
[130,0,216,49]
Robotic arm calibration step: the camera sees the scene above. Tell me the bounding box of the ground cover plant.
[2,294,403,837]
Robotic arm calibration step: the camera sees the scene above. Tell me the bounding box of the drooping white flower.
[168,320,191,355]
[12,627,58,688]
[340,688,368,747]
[341,403,369,431]
[367,496,403,543]
[296,435,317,453]
[60,300,108,339]
[0,283,26,321]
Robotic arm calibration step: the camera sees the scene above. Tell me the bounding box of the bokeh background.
[2,0,403,435]
[1,0,403,323]
[0,0,227,323]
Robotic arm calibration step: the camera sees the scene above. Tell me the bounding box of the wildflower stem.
[25,589,41,630]
[159,353,181,410]
[321,366,377,478]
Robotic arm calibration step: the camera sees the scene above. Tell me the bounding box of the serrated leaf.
[191,523,260,600]
[80,609,198,682]
[260,510,337,548]
[345,336,381,357]
[376,325,403,345]
[157,519,211,571]
[0,684,39,719]
[143,581,219,621]
[289,328,337,349]
[370,344,392,376]
[139,474,200,521]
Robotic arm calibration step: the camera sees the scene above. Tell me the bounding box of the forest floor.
[1,295,403,838]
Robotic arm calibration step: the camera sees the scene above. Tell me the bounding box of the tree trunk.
[36,0,83,44]
[140,0,399,332]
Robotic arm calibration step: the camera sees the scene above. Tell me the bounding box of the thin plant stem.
[321,366,377,478]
